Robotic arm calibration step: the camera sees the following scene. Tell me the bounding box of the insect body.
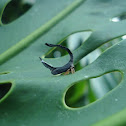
[39,43,75,75]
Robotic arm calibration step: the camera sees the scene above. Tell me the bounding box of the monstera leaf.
[1,0,126,125]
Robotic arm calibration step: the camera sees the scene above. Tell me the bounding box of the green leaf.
[1,0,126,126]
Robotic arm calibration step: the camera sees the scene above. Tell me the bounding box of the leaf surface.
[1,0,126,126]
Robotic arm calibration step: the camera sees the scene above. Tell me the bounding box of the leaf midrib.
[0,0,85,65]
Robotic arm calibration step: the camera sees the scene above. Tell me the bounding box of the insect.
[39,43,75,75]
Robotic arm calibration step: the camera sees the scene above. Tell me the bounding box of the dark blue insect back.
[39,43,75,75]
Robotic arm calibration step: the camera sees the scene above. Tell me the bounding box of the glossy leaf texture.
[1,0,126,126]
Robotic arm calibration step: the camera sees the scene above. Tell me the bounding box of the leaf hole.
[110,13,126,22]
[1,0,36,24]
[0,82,12,101]
[44,31,92,58]
[75,35,126,71]
[64,71,122,108]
